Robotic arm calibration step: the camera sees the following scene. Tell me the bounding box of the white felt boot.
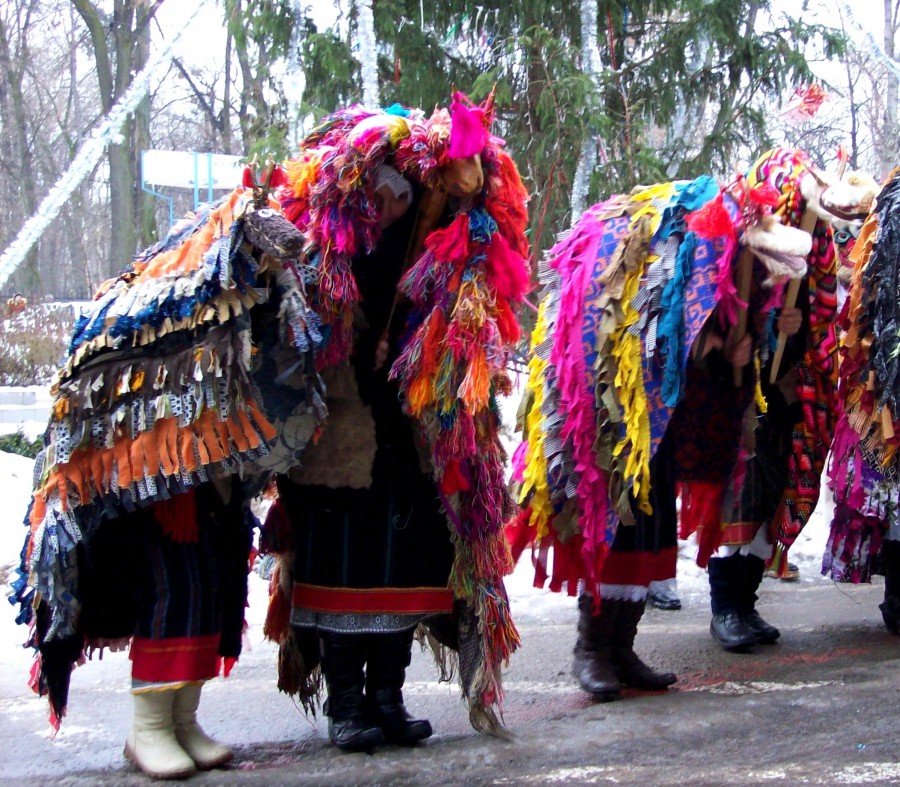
[173,684,233,769]
[124,690,196,780]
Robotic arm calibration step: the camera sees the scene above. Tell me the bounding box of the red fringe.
[504,508,532,563]
[441,459,470,495]
[678,480,726,567]
[686,194,734,239]
[495,298,521,344]
[485,232,530,302]
[425,213,471,266]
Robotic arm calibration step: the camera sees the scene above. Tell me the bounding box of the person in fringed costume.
[11,177,325,779]
[260,93,530,751]
[507,161,816,701]
[683,149,876,653]
[823,167,900,634]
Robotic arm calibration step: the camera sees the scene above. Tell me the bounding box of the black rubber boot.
[320,633,385,753]
[879,540,900,635]
[611,597,677,690]
[709,555,756,652]
[572,594,621,701]
[741,555,780,644]
[365,629,432,746]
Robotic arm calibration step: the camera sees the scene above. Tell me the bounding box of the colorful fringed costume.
[11,180,323,770]
[509,158,818,695]
[697,149,840,573]
[824,168,900,611]
[261,96,529,737]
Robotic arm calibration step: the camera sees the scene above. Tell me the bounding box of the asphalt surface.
[3,571,900,786]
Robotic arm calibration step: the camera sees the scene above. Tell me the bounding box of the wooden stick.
[768,210,819,385]
[732,247,756,387]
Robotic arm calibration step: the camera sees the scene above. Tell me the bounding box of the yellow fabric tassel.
[518,302,554,540]
[754,356,768,414]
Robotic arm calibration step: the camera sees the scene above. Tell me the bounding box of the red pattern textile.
[130,634,221,683]
[292,583,454,615]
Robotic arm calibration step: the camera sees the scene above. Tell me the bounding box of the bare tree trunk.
[72,0,165,277]
[222,26,234,153]
[132,20,156,250]
[570,0,599,222]
[0,7,41,293]
[354,0,379,107]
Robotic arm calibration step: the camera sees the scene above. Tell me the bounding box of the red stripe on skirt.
[599,545,678,587]
[292,583,454,615]
[130,634,221,683]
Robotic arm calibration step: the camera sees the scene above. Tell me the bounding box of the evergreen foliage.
[297,1,844,256]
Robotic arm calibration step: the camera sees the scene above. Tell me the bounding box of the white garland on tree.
[354,0,379,108]
[0,2,207,290]
[839,0,900,80]
[570,0,601,222]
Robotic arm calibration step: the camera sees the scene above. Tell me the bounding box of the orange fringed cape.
[14,185,323,728]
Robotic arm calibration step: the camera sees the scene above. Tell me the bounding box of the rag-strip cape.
[681,148,839,574]
[261,99,530,733]
[11,186,324,729]
[509,174,770,601]
[825,168,900,582]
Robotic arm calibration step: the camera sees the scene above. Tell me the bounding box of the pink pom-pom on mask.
[448,92,489,160]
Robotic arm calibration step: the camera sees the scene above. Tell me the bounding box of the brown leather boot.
[611,597,677,690]
[572,594,621,701]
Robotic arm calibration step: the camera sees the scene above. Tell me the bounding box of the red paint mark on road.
[676,646,870,689]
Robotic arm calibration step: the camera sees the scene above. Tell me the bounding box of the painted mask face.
[441,153,484,198]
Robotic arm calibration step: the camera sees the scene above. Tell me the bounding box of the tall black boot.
[572,594,621,701]
[879,540,900,635]
[611,597,677,689]
[320,632,385,753]
[741,555,780,644]
[365,629,432,746]
[709,555,756,652]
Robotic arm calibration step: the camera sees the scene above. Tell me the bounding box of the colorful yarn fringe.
[825,168,900,582]
[269,98,529,732]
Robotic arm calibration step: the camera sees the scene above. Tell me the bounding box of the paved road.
[3,570,900,786]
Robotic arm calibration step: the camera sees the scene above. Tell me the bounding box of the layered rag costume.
[508,163,812,700]
[11,183,324,778]
[824,167,900,633]
[691,149,841,652]
[260,95,530,745]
